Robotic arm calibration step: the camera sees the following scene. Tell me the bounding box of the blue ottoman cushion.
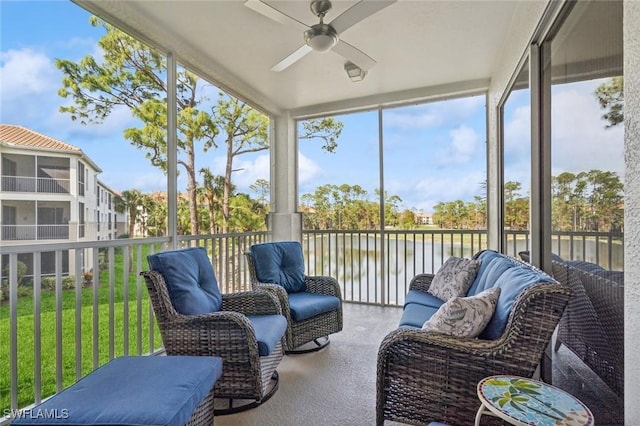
[287,292,341,321]
[246,314,288,356]
[147,247,223,315]
[12,356,222,426]
[250,241,306,293]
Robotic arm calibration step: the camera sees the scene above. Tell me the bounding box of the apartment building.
[0,124,126,277]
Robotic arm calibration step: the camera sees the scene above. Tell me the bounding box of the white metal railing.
[1,225,70,241]
[0,228,623,420]
[1,176,71,194]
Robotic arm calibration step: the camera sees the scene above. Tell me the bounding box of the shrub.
[62,275,76,290]
[2,260,28,284]
[40,277,57,291]
[17,286,32,297]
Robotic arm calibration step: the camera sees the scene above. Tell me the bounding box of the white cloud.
[384,110,441,130]
[384,95,485,131]
[208,153,270,192]
[551,84,624,177]
[503,103,531,160]
[0,48,61,124]
[231,154,270,190]
[501,79,624,183]
[436,125,481,165]
[412,172,486,212]
[0,48,57,98]
[298,152,321,185]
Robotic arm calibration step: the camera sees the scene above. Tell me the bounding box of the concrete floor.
[216,303,623,425]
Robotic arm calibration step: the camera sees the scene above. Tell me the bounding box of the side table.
[475,375,594,426]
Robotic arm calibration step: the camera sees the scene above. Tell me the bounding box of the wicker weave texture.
[141,270,284,403]
[376,254,571,426]
[185,389,215,426]
[551,261,624,397]
[245,252,344,351]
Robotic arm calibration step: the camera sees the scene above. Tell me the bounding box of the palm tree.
[114,189,144,237]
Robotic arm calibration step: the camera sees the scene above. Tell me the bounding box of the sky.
[0,0,624,214]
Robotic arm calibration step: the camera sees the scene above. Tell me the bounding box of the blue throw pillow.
[250,241,306,293]
[148,247,222,315]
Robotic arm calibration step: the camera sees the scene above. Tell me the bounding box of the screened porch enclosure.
[1,0,637,424]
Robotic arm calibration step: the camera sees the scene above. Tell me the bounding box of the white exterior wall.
[624,1,640,423]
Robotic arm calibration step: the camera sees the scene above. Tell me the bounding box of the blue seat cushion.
[148,247,222,315]
[468,250,556,340]
[250,241,306,293]
[287,292,341,322]
[246,314,288,356]
[398,302,441,328]
[13,356,222,426]
[404,289,444,309]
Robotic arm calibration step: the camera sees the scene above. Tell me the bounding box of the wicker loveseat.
[377,250,572,426]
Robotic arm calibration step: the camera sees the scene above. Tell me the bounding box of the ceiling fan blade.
[332,40,376,71]
[271,44,313,72]
[329,0,396,34]
[244,0,310,32]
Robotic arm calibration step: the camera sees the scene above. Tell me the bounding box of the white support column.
[624,1,640,423]
[167,53,178,248]
[270,112,302,242]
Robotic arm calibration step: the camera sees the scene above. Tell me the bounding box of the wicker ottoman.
[12,356,222,426]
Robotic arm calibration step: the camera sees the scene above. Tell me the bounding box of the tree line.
[432,170,623,232]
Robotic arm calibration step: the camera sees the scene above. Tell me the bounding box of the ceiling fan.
[245,0,396,72]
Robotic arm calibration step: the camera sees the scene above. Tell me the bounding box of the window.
[78,161,85,196]
[78,202,85,238]
[501,59,530,255]
[546,1,623,269]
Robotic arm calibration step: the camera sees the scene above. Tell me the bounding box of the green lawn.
[0,251,161,412]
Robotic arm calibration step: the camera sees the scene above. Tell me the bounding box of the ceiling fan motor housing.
[305,0,338,52]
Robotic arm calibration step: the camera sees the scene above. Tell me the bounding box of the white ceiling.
[75,0,526,117]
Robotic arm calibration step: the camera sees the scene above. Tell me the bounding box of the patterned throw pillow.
[422,287,501,337]
[427,256,481,301]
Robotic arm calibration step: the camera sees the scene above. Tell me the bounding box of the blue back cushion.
[250,241,306,293]
[468,250,556,340]
[148,247,222,315]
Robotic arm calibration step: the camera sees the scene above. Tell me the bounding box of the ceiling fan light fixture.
[344,61,367,82]
[304,23,338,52]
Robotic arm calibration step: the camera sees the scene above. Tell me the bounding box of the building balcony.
[0,230,624,424]
[1,225,70,241]
[1,176,71,194]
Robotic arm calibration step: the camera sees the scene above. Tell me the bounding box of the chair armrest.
[408,273,435,292]
[221,290,282,316]
[305,275,342,299]
[252,283,290,315]
[160,310,261,358]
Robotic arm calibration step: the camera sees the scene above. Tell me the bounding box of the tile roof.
[0,124,82,153]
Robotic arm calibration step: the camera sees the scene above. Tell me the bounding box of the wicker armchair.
[141,247,287,414]
[377,252,572,426]
[246,241,343,353]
